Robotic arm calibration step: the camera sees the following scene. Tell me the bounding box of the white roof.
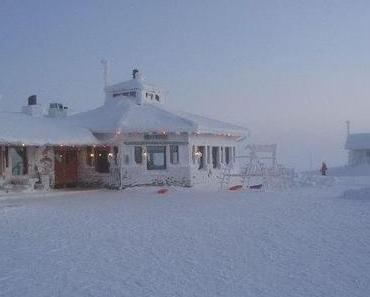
[345,133,370,150]
[105,78,159,93]
[69,99,248,136]
[0,112,98,146]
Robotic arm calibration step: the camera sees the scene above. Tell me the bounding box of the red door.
[54,147,78,188]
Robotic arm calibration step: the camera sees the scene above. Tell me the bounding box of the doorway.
[54,147,78,188]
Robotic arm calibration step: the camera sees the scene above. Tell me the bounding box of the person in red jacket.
[320,162,328,176]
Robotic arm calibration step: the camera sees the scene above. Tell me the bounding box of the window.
[113,91,136,98]
[147,146,166,170]
[94,147,110,173]
[170,145,179,164]
[146,92,154,100]
[0,148,3,176]
[198,146,205,170]
[155,94,160,101]
[5,146,8,168]
[113,146,119,165]
[135,146,143,164]
[86,146,94,166]
[225,147,231,165]
[10,146,28,176]
[212,147,219,169]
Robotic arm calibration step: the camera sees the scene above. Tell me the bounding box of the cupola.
[104,69,163,105]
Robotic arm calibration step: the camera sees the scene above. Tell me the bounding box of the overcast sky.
[1,0,370,169]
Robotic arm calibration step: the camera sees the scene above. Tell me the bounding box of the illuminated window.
[94,147,110,173]
[86,146,94,166]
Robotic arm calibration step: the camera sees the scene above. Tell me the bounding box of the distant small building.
[345,133,370,166]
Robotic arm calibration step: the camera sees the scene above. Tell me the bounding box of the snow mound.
[292,174,336,188]
[342,187,370,201]
[329,164,370,177]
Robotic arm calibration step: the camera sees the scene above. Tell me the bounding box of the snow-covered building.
[0,70,247,190]
[345,133,370,166]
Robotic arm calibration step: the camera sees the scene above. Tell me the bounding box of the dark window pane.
[170,145,179,164]
[94,147,110,173]
[147,146,166,170]
[135,146,143,164]
[10,146,28,175]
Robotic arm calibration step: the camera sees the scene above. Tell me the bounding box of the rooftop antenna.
[100,59,109,87]
[345,120,351,136]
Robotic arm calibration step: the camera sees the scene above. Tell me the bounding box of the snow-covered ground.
[1,180,370,297]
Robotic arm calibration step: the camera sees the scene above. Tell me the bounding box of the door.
[54,147,78,188]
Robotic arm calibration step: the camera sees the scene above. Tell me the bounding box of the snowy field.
[1,180,370,297]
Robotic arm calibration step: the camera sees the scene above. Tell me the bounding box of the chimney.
[346,120,351,136]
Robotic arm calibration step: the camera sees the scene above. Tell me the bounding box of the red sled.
[229,185,243,191]
[157,188,169,194]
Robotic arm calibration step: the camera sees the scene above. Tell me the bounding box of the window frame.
[134,146,143,164]
[86,146,94,166]
[146,146,167,170]
[225,147,231,165]
[94,147,110,173]
[170,145,179,164]
[212,147,219,169]
[9,146,28,176]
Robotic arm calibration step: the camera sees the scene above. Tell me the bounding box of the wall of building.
[189,134,240,186]
[117,133,241,187]
[0,145,55,190]
[348,149,370,166]
[120,133,192,187]
[77,147,112,187]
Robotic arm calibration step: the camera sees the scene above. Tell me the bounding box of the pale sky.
[1,0,370,169]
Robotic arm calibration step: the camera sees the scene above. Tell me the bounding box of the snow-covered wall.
[121,133,192,187]
[348,149,370,166]
[189,134,239,186]
[77,148,111,187]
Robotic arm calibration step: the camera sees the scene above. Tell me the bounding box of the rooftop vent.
[132,69,139,79]
[22,94,42,117]
[28,95,37,105]
[48,102,68,118]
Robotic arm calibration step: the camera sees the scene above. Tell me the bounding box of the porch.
[0,145,120,193]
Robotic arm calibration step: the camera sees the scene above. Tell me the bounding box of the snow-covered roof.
[345,133,370,150]
[105,78,159,93]
[0,112,98,146]
[69,99,248,137]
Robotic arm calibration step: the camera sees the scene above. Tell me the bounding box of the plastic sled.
[229,185,243,191]
[157,188,169,194]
